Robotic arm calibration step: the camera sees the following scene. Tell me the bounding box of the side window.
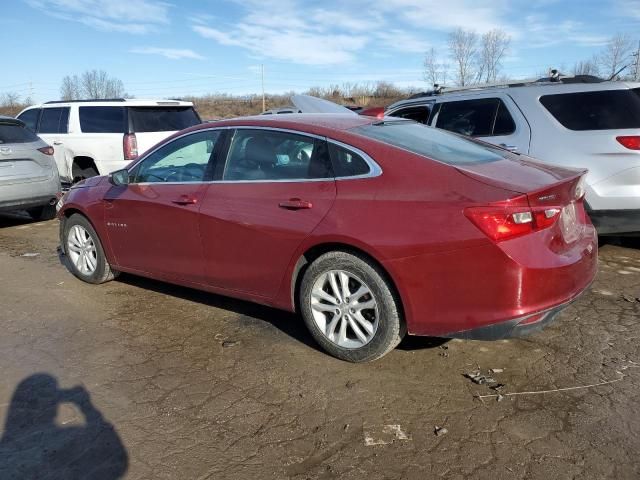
[79,107,125,133]
[435,98,515,137]
[389,105,431,124]
[17,108,40,132]
[133,130,221,183]
[38,107,69,134]
[223,129,332,181]
[328,143,371,177]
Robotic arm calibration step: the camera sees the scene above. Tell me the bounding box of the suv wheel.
[300,251,405,362]
[62,214,118,284]
[72,164,99,183]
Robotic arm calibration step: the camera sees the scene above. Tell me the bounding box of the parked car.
[0,116,61,219]
[57,114,597,362]
[386,77,640,235]
[16,99,201,184]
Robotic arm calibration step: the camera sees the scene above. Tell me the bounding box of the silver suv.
[386,78,640,235]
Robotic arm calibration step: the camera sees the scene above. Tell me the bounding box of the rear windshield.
[129,107,200,133]
[540,89,640,130]
[0,123,39,144]
[79,106,125,133]
[352,121,505,165]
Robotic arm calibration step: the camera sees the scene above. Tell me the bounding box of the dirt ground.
[0,212,639,480]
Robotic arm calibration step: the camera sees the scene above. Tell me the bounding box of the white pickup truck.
[16,99,201,184]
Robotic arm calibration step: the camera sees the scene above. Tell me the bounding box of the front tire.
[62,214,118,284]
[300,251,405,362]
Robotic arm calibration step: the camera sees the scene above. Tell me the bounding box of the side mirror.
[109,168,130,186]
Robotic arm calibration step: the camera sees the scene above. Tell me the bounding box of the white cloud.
[131,47,204,60]
[523,14,609,48]
[26,0,170,34]
[615,0,640,20]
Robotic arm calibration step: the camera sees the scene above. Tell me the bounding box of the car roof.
[388,80,640,109]
[0,116,24,126]
[25,98,194,108]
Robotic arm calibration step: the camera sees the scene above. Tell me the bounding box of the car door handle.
[53,141,63,145]
[279,198,312,210]
[171,195,198,205]
[499,143,518,152]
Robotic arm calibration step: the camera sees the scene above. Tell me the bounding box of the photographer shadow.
[0,373,128,479]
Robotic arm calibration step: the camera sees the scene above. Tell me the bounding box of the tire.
[72,164,99,183]
[300,251,405,362]
[62,213,118,284]
[27,204,56,221]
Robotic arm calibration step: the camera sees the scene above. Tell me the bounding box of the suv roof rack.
[408,72,605,99]
[44,98,127,104]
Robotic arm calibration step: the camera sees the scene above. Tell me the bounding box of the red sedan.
[57,114,597,362]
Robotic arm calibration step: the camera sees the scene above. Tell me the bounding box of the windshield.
[352,121,505,165]
[129,107,201,133]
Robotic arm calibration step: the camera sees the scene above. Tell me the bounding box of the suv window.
[134,130,221,183]
[17,109,40,132]
[435,98,516,137]
[79,106,125,133]
[354,122,505,165]
[389,105,431,124]
[328,143,370,177]
[223,129,332,181]
[129,107,200,132]
[38,107,69,134]
[540,89,640,130]
[0,123,39,144]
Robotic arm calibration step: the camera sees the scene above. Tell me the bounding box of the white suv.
[16,99,201,184]
[386,78,640,235]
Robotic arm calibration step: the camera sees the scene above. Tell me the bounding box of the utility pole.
[29,80,34,102]
[633,41,640,81]
[261,64,265,112]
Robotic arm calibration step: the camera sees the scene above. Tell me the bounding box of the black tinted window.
[390,106,431,124]
[224,129,331,181]
[79,107,125,133]
[436,98,515,137]
[38,107,69,134]
[129,107,200,132]
[354,122,505,165]
[17,109,40,132]
[328,143,370,177]
[0,123,39,144]
[540,90,640,130]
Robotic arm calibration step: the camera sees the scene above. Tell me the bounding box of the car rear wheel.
[27,204,56,221]
[300,251,405,362]
[63,214,118,284]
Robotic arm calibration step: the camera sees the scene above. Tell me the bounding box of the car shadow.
[600,236,640,250]
[0,373,128,479]
[0,211,37,228]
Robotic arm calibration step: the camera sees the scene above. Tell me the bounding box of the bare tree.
[572,55,600,77]
[477,29,510,84]
[423,47,447,87]
[59,70,126,100]
[0,92,21,108]
[448,28,478,86]
[598,33,634,79]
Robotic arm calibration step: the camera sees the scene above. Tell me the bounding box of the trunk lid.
[0,142,54,186]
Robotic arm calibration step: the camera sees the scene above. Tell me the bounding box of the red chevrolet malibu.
[57,114,597,362]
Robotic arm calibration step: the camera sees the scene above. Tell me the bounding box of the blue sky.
[1,0,639,102]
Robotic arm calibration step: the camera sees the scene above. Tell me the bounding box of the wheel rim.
[66,225,98,275]
[310,270,379,349]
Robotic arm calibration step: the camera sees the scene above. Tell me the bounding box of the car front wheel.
[62,214,118,284]
[300,251,405,362]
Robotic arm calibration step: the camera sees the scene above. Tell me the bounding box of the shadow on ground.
[0,373,128,479]
[0,212,36,229]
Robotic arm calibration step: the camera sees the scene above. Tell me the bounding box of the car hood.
[71,175,108,189]
[455,155,585,194]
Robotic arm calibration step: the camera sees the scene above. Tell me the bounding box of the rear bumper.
[0,177,60,213]
[0,194,58,212]
[587,208,640,235]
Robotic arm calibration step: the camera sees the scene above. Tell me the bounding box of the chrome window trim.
[125,125,382,185]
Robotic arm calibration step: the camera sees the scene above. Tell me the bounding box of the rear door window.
[0,123,40,144]
[540,90,640,130]
[16,108,40,132]
[38,107,69,134]
[389,105,431,124]
[435,98,516,137]
[129,107,200,132]
[79,107,125,133]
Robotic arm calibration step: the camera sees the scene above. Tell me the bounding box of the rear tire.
[27,204,56,221]
[300,251,405,362]
[62,214,118,284]
[72,164,99,183]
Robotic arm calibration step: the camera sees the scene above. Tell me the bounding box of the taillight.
[38,146,54,155]
[616,135,640,150]
[464,195,562,242]
[123,133,138,160]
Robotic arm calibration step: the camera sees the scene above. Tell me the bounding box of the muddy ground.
[0,212,638,479]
